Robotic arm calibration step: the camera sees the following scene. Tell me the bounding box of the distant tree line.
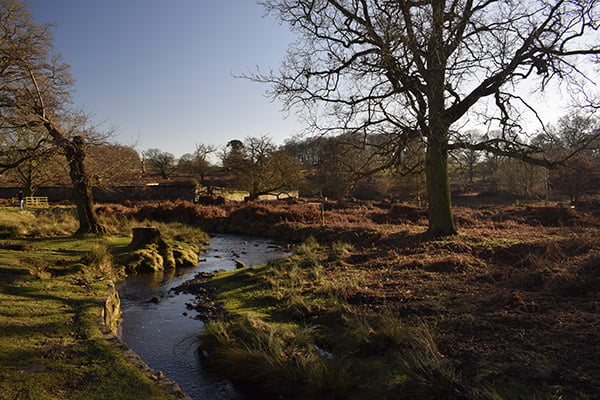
[6,114,597,206]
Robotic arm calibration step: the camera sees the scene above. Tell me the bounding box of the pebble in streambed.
[170,272,225,321]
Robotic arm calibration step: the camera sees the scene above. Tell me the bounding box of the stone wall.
[0,184,299,203]
[0,184,197,203]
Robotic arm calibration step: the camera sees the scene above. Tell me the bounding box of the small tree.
[497,158,547,198]
[450,131,485,187]
[143,148,176,180]
[177,143,216,185]
[545,114,600,202]
[550,157,600,203]
[223,136,304,201]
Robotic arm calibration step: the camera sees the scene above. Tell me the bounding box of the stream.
[118,234,292,400]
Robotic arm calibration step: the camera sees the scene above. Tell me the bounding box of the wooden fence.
[24,196,48,207]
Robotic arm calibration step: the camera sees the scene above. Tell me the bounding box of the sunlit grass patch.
[0,207,182,399]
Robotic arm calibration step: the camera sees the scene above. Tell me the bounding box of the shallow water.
[118,234,292,400]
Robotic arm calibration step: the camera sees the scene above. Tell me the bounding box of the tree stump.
[130,227,166,249]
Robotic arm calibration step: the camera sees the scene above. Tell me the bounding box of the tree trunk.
[425,139,457,236]
[67,137,107,235]
[130,227,165,249]
[424,0,457,237]
[44,122,106,236]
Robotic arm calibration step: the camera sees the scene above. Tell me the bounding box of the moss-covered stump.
[131,226,165,248]
[123,227,201,273]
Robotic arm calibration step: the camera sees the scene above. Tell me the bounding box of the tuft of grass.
[295,235,321,255]
[391,322,465,399]
[327,241,354,262]
[80,241,127,281]
[200,316,353,399]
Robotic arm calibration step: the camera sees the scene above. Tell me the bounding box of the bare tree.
[0,0,106,235]
[144,148,176,180]
[255,0,600,235]
[0,126,50,174]
[3,151,65,195]
[450,130,485,186]
[86,143,140,185]
[224,136,304,201]
[0,124,56,191]
[545,114,600,202]
[178,143,216,185]
[497,157,547,198]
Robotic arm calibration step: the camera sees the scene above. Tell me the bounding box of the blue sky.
[27,1,299,157]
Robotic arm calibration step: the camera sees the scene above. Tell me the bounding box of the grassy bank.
[10,199,597,399]
[0,207,206,400]
[191,201,600,400]
[200,239,464,400]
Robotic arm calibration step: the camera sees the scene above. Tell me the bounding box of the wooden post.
[319,203,325,227]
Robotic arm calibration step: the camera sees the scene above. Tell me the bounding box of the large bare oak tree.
[256,0,600,235]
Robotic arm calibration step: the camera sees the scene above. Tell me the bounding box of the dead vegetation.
[99,199,600,398]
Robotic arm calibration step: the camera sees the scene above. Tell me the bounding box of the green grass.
[199,238,466,400]
[0,207,181,400]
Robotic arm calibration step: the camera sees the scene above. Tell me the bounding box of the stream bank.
[117,234,292,400]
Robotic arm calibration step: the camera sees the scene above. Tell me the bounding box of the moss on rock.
[172,242,200,268]
[122,241,201,273]
[120,226,203,273]
[125,245,165,273]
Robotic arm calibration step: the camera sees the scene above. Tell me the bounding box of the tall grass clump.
[200,316,353,399]
[327,240,353,262]
[81,241,124,280]
[29,207,78,236]
[340,311,466,399]
[295,236,321,255]
[392,324,464,399]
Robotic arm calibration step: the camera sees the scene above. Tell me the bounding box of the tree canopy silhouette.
[255,0,600,235]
